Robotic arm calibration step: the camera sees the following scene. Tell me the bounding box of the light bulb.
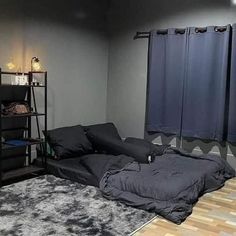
[32,62,41,71]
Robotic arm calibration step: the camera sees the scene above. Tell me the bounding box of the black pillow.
[85,132,153,163]
[84,123,122,151]
[44,125,93,159]
[124,137,170,156]
[117,142,154,163]
[84,123,122,141]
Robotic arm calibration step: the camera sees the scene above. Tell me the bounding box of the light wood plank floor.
[134,178,236,236]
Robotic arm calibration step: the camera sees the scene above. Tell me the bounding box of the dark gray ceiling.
[0,0,111,30]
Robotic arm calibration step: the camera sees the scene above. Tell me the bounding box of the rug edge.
[129,216,158,236]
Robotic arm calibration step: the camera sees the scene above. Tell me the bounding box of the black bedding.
[43,123,235,224]
[100,148,235,224]
[80,154,134,184]
[44,146,235,224]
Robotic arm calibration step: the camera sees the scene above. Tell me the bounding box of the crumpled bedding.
[100,148,235,224]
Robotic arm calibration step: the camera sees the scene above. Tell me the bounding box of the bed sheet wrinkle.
[100,149,235,224]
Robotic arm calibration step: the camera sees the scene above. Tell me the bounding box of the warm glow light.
[32,61,41,71]
[6,62,15,70]
[31,57,41,71]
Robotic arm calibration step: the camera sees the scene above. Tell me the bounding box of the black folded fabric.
[80,154,134,184]
[119,142,154,163]
[86,132,154,164]
[124,137,170,156]
[85,123,170,163]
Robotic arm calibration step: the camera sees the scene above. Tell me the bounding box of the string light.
[6,62,15,70]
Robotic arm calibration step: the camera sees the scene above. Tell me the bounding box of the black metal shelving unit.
[0,68,47,186]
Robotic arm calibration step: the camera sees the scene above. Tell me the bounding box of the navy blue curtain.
[228,24,236,142]
[181,25,231,141]
[146,28,187,135]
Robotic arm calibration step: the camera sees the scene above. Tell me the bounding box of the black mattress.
[38,157,98,187]
[37,153,133,187]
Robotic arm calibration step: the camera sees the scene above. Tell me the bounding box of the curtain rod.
[134,26,229,40]
[134,31,150,40]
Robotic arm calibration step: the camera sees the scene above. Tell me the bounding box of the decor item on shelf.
[4,139,31,147]
[31,57,41,72]
[2,102,32,116]
[32,81,40,86]
[14,74,28,85]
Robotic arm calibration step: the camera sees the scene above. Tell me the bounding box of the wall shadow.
[0,0,110,32]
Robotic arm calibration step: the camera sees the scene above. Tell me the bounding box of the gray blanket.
[100,149,235,224]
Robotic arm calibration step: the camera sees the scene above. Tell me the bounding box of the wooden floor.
[134,178,236,236]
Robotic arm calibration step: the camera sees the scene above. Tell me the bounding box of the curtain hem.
[181,130,224,142]
[227,134,236,143]
[146,124,181,135]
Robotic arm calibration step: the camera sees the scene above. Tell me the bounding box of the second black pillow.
[45,125,93,159]
[124,137,170,156]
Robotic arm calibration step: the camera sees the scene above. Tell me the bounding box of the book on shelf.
[3,139,31,147]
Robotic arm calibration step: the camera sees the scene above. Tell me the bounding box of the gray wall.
[107,0,236,168]
[0,0,109,130]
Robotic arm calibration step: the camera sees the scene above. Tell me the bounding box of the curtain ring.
[175,29,186,34]
[195,27,207,33]
[214,26,227,32]
[156,29,168,35]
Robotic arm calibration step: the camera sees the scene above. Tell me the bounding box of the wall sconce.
[31,57,41,72]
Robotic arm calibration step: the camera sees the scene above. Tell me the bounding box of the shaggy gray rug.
[0,175,156,236]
